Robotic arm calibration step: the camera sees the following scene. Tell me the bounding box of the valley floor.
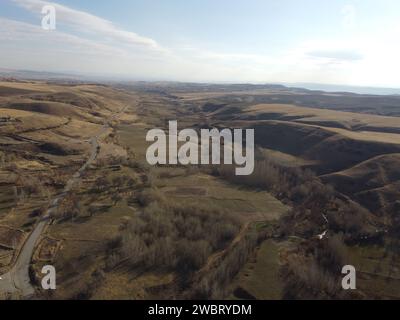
[1,80,400,299]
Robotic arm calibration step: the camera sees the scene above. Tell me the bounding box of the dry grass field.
[1,80,400,300]
[165,85,400,299]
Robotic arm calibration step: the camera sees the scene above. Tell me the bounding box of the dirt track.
[0,107,126,298]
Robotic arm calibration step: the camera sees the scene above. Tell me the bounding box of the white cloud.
[0,17,172,78]
[12,0,163,50]
[2,0,400,87]
[306,49,363,62]
[0,18,126,56]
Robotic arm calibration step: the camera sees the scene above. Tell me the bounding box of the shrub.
[136,188,165,207]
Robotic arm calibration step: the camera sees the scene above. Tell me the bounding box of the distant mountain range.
[1,68,399,96]
[286,82,400,96]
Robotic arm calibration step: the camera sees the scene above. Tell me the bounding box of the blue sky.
[1,0,400,86]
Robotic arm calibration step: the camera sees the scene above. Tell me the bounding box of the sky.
[1,0,400,87]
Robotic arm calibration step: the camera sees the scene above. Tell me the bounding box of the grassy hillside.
[0,80,138,280]
[1,80,400,300]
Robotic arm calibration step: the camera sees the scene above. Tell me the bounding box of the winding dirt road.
[0,107,126,298]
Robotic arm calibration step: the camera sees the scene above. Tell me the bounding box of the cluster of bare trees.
[281,234,357,299]
[106,188,241,283]
[51,194,81,222]
[217,158,318,203]
[93,174,138,193]
[73,269,106,300]
[13,174,50,205]
[22,177,44,196]
[191,230,260,299]
[217,154,375,242]
[216,152,378,298]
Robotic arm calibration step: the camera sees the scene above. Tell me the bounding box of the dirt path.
[0,107,126,298]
